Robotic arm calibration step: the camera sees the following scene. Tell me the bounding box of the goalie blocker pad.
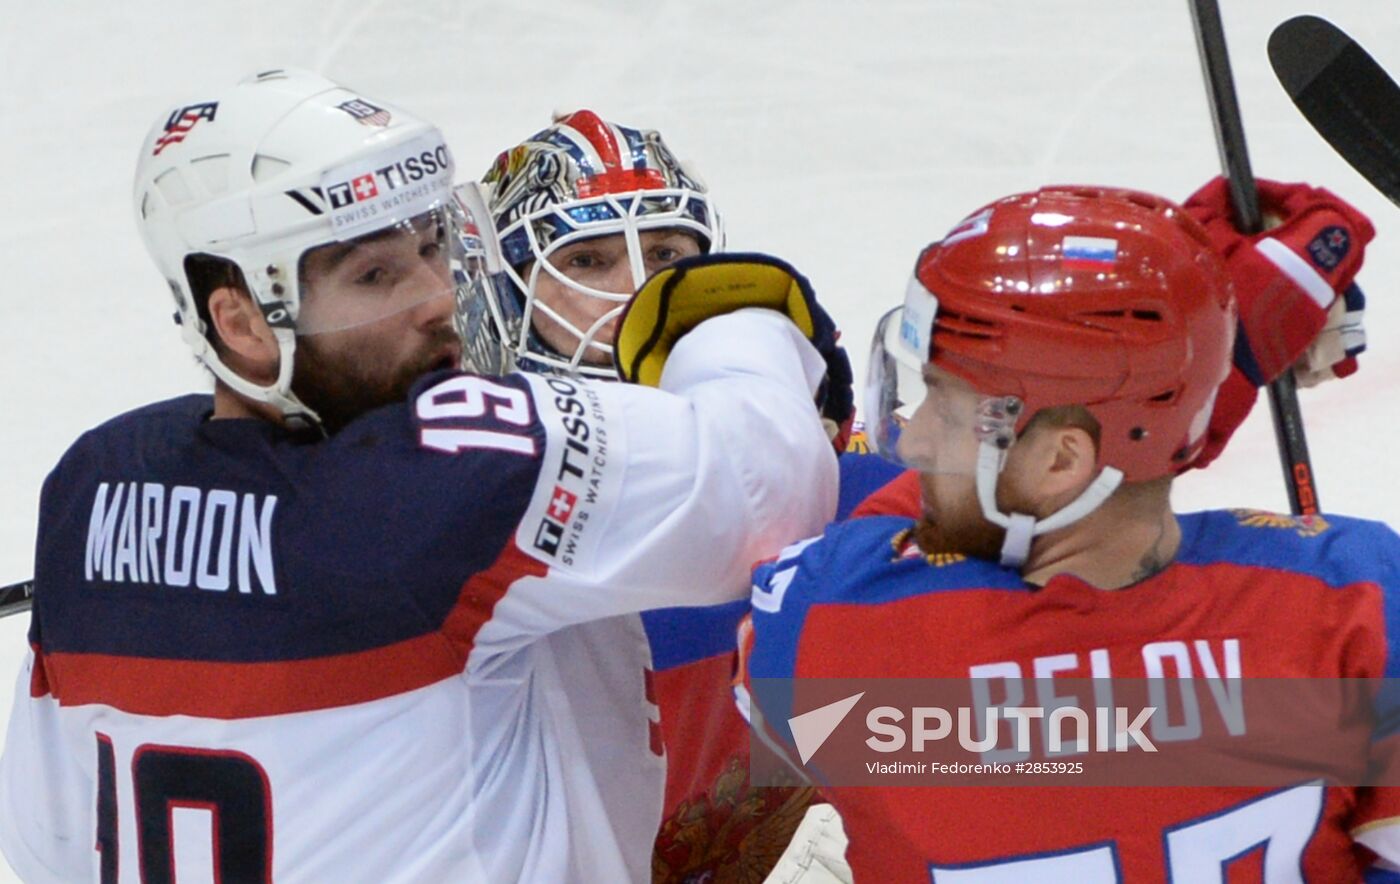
[615,253,819,387]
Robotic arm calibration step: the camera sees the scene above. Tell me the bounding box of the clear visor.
[295,205,464,336]
[866,305,1023,475]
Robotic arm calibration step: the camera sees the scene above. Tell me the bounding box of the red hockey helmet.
[906,186,1236,484]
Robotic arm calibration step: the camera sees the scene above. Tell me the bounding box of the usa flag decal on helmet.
[153,102,218,156]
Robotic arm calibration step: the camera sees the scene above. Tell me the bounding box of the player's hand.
[614,253,853,438]
[1185,177,1372,384]
[1182,177,1374,468]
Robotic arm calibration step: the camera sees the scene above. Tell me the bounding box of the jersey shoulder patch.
[747,518,1027,682]
[1179,509,1400,590]
[754,516,1026,614]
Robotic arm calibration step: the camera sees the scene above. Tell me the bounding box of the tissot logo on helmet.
[325,144,452,210]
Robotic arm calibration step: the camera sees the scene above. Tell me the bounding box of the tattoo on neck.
[1129,521,1174,583]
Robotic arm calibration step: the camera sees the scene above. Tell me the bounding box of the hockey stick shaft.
[0,579,34,620]
[1189,0,1320,516]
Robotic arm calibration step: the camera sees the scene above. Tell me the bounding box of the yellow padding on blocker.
[615,254,817,387]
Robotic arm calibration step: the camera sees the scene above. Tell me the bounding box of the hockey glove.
[1295,283,1366,387]
[1182,177,1374,468]
[614,252,854,440]
[765,803,853,884]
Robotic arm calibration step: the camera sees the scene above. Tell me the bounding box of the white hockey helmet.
[134,68,459,426]
[462,110,723,379]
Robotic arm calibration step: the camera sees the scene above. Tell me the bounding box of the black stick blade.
[1269,15,1400,208]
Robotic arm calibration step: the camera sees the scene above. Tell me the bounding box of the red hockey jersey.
[740,510,1400,882]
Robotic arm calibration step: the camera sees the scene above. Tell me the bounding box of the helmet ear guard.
[875,186,1235,566]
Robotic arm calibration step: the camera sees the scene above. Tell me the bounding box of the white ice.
[2,1,1397,879]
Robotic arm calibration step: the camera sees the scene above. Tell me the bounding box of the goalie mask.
[461,110,723,378]
[134,69,484,428]
[868,186,1235,566]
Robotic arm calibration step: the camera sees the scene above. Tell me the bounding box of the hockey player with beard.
[848,177,1373,523]
[739,183,1397,882]
[460,109,862,883]
[0,73,841,883]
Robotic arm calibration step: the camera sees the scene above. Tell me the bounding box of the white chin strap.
[194,323,322,430]
[974,440,1124,568]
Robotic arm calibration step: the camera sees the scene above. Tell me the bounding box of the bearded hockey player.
[0,72,839,883]
[845,176,1374,524]
[739,185,1400,882]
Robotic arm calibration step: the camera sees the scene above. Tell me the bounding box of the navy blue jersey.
[0,309,839,883]
[35,380,538,709]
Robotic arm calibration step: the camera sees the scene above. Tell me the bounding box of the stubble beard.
[912,473,1008,562]
[292,325,460,434]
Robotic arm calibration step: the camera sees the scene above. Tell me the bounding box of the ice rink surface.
[1,0,1397,879]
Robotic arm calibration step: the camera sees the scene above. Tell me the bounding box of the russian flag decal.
[1062,235,1118,269]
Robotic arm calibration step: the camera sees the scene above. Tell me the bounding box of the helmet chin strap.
[974,440,1124,568]
[192,322,323,431]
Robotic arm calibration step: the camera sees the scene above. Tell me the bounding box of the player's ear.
[1004,422,1100,517]
[208,285,279,383]
[1044,425,1099,495]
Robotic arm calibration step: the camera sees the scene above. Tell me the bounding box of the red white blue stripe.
[1062,235,1118,268]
